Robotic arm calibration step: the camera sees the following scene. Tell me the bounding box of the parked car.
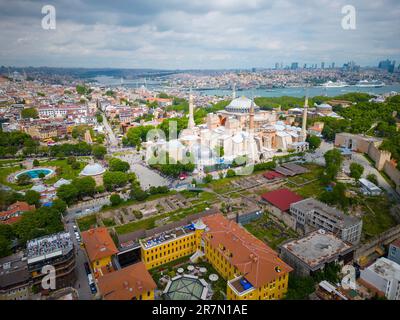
[89,283,97,294]
[84,262,91,275]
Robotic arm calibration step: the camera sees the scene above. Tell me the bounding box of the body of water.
[195,84,400,98]
[94,75,400,98]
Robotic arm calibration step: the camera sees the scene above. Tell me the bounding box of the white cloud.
[0,0,398,68]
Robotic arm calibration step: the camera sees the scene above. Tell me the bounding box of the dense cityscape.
[0,1,400,315]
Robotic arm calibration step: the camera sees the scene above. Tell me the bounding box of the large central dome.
[225,96,260,113]
[80,163,106,176]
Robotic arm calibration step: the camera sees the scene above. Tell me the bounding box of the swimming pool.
[15,168,54,180]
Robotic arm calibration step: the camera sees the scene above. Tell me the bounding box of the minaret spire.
[232,83,236,99]
[300,91,308,142]
[249,102,255,132]
[188,88,195,130]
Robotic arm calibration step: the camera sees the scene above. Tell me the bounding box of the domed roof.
[225,96,260,113]
[80,163,106,176]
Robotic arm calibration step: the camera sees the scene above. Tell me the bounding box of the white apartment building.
[290,198,363,244]
[360,257,400,300]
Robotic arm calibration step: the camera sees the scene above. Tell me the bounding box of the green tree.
[0,224,14,258]
[72,176,96,198]
[16,174,31,186]
[306,135,321,150]
[203,174,213,183]
[13,206,64,244]
[24,190,41,208]
[92,144,107,159]
[130,186,148,201]
[319,182,349,210]
[285,275,316,300]
[71,161,81,170]
[51,199,67,215]
[32,159,40,167]
[349,162,364,180]
[21,107,39,119]
[67,156,76,165]
[367,173,378,185]
[0,235,12,258]
[103,171,129,191]
[226,169,236,178]
[109,158,130,172]
[322,149,343,182]
[214,146,224,158]
[110,194,123,206]
[57,184,79,205]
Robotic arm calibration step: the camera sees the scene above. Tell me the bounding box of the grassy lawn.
[0,159,23,166]
[114,214,162,234]
[361,196,397,239]
[287,164,326,198]
[100,191,177,212]
[102,217,116,227]
[0,165,32,190]
[244,213,298,249]
[40,159,87,184]
[77,214,98,231]
[115,202,211,235]
[209,177,240,194]
[188,191,218,204]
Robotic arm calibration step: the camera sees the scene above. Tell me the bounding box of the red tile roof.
[81,227,119,263]
[97,262,156,300]
[0,201,35,224]
[261,188,303,212]
[202,213,292,288]
[263,171,284,180]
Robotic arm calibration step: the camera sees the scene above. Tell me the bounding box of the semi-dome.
[225,96,260,113]
[80,163,106,176]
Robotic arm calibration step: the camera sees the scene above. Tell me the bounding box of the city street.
[102,114,118,147]
[65,221,93,300]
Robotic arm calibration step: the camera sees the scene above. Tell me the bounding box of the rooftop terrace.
[140,223,196,249]
[281,230,353,269]
[26,232,73,264]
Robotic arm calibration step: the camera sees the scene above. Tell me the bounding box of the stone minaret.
[300,94,308,142]
[188,88,195,130]
[249,103,255,131]
[232,83,236,99]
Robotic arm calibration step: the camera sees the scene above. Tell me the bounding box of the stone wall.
[263,204,296,229]
[368,142,391,170]
[354,224,400,261]
[383,161,400,193]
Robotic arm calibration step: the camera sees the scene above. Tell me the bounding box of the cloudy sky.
[0,0,399,69]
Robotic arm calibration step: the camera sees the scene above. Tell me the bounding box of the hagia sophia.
[145,89,309,169]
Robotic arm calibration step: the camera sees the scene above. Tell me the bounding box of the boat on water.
[355,80,385,88]
[321,80,349,88]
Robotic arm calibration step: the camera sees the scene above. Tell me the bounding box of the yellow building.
[140,221,206,270]
[81,227,119,278]
[97,262,156,300]
[137,213,292,300]
[201,214,292,300]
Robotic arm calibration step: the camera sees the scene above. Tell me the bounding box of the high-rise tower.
[188,88,195,130]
